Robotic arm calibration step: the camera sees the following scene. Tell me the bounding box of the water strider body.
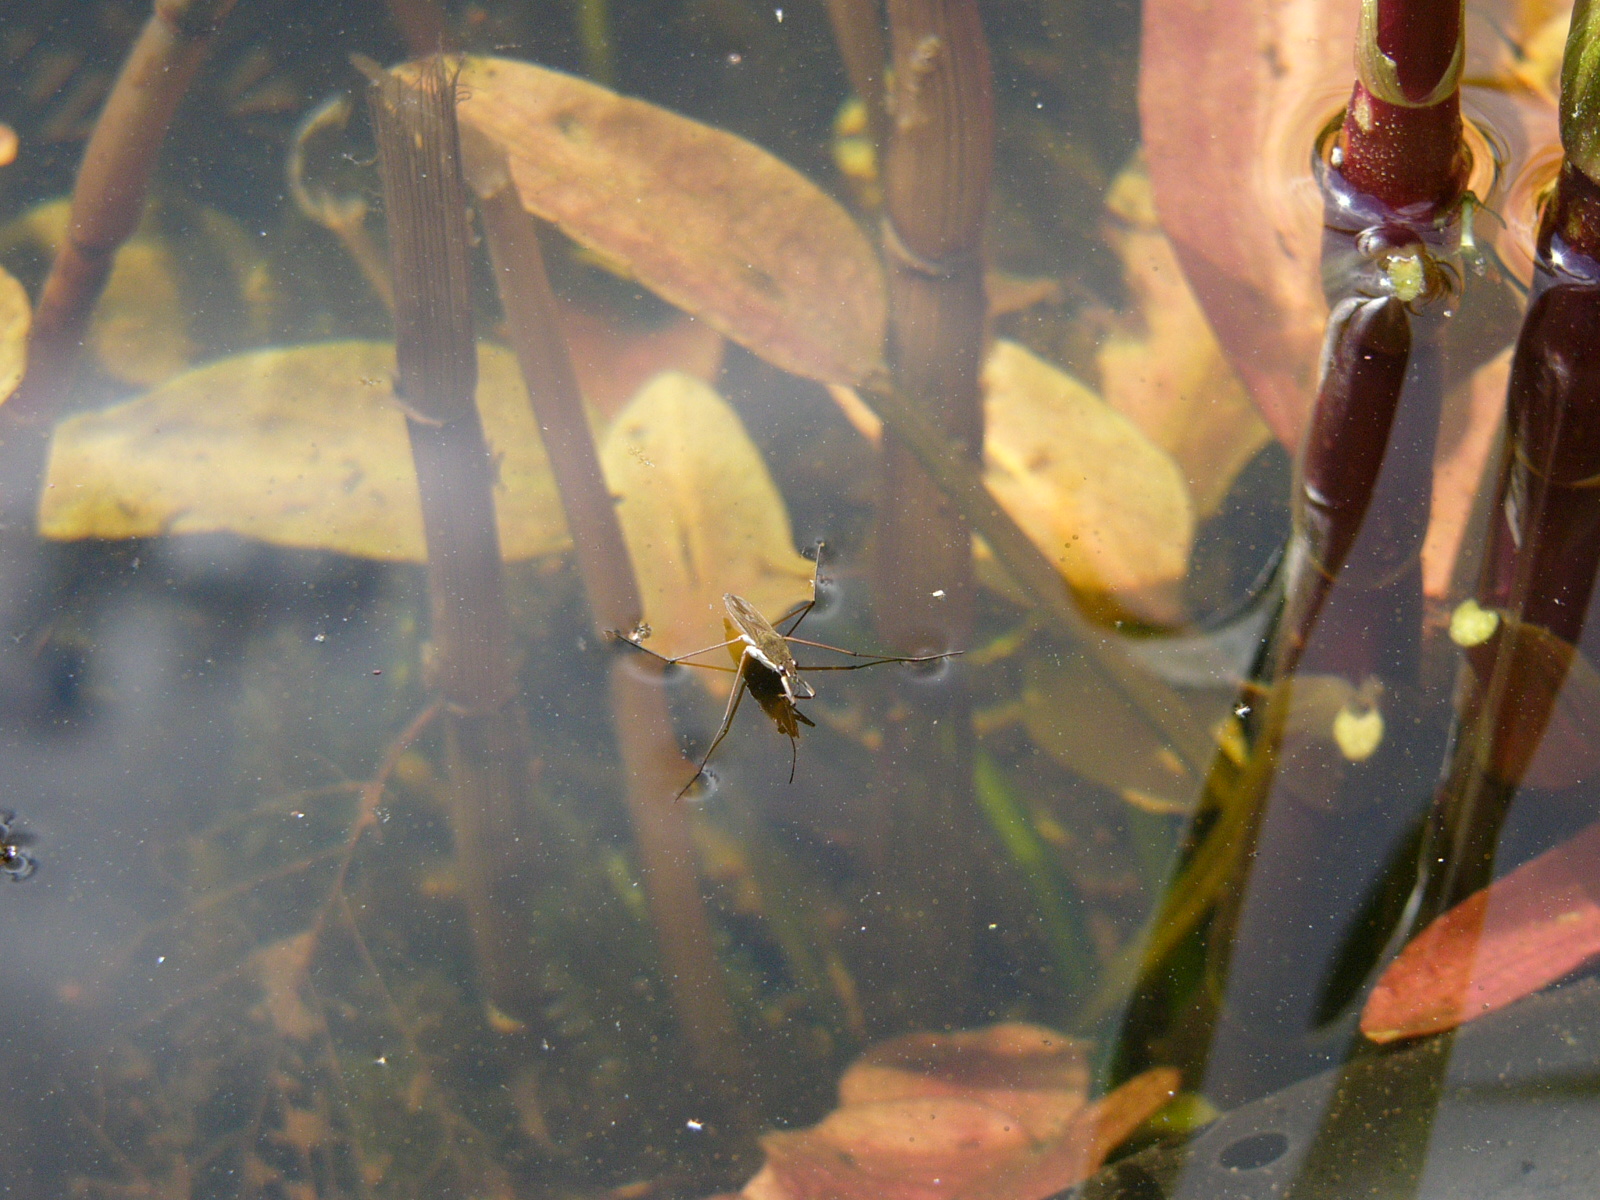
[612,546,959,798]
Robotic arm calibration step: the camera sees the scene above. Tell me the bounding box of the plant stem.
[6,0,240,470]
[463,133,752,1099]
[853,0,993,1031]
[1336,0,1468,215]
[366,57,541,1033]
[1411,161,1600,927]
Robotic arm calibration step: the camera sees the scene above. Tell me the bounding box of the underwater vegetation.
[0,0,1597,1197]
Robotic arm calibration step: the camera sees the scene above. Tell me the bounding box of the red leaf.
[1363,819,1600,1043]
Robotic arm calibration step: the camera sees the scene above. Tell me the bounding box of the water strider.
[612,545,960,798]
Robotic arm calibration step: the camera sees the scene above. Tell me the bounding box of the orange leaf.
[725,1023,1176,1200]
[1363,819,1600,1043]
[452,56,886,387]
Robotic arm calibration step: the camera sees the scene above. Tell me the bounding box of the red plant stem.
[463,136,751,1096]
[8,0,240,441]
[1336,0,1467,215]
[1268,296,1413,677]
[1411,162,1600,925]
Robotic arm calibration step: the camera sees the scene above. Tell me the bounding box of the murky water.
[0,1,1593,1198]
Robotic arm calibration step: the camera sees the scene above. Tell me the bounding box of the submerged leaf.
[983,340,1193,621]
[0,198,278,388]
[1020,655,1200,813]
[725,1022,1176,1200]
[842,1023,1089,1138]
[0,263,26,404]
[1363,819,1600,1044]
[452,55,886,386]
[40,341,569,561]
[600,372,814,686]
[1098,161,1269,518]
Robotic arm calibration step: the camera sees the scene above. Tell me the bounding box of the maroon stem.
[1411,162,1600,924]
[1336,0,1468,216]
[5,0,240,480]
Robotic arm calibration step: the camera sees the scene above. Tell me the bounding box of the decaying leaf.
[717,1023,1178,1200]
[600,372,814,688]
[1098,161,1269,518]
[451,55,886,386]
[1363,819,1600,1044]
[984,339,1194,621]
[1021,656,1200,814]
[0,263,26,404]
[40,341,569,561]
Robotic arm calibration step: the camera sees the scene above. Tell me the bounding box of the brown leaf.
[452,56,886,386]
[1140,0,1562,447]
[556,302,725,420]
[40,341,570,562]
[724,1024,1176,1200]
[983,339,1193,622]
[599,372,814,689]
[0,198,278,388]
[1363,819,1600,1043]
[1098,160,1269,518]
[840,1023,1090,1140]
[0,263,26,405]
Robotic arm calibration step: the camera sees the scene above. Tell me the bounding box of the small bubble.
[314,633,326,643]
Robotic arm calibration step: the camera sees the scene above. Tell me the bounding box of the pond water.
[0,1,1594,1198]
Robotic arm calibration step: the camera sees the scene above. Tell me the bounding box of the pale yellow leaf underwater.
[984,339,1194,619]
[39,341,568,561]
[600,371,815,685]
[41,349,812,691]
[0,263,27,404]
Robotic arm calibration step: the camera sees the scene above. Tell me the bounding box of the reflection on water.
[0,1,1591,1198]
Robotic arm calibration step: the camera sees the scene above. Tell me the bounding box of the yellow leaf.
[0,263,27,405]
[983,339,1193,622]
[40,341,570,561]
[1098,161,1270,518]
[1020,655,1202,814]
[600,372,813,690]
[450,56,886,386]
[0,198,278,388]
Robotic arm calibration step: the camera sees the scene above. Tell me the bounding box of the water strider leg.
[610,630,744,669]
[676,650,754,799]
[784,636,961,667]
